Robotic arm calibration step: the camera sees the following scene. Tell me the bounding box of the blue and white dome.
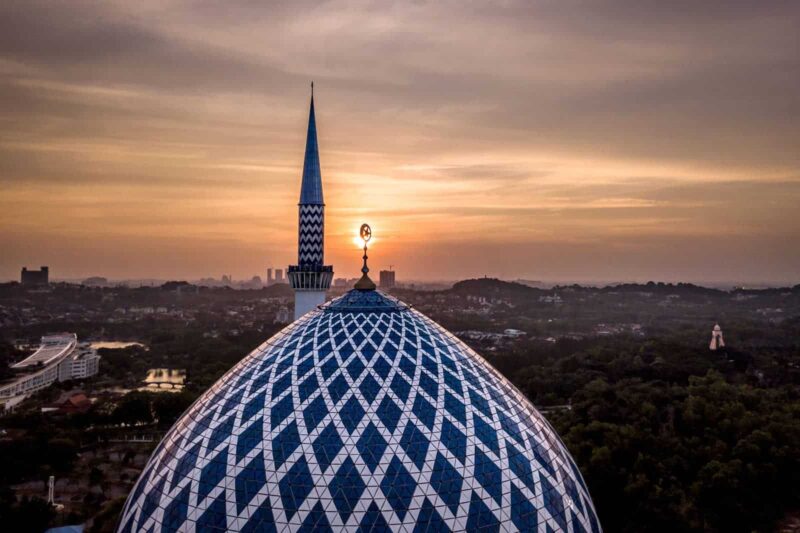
[118,290,601,532]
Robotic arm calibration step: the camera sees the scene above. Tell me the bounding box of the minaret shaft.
[288,89,333,319]
[297,204,325,266]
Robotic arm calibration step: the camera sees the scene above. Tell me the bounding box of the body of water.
[139,368,186,393]
[91,341,145,350]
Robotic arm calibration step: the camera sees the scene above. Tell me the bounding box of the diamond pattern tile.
[118,290,601,532]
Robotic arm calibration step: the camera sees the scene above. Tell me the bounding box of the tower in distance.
[709,323,725,350]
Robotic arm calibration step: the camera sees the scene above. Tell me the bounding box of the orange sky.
[1,1,798,283]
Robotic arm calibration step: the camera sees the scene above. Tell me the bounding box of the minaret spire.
[299,86,323,207]
[288,84,333,319]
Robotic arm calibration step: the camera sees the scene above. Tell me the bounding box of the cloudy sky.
[1,0,798,283]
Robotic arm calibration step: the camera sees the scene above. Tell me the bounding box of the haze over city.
[1,1,798,284]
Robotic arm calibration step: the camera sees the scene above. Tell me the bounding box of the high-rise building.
[266,268,274,285]
[21,266,49,285]
[275,269,284,283]
[287,85,333,318]
[379,269,396,288]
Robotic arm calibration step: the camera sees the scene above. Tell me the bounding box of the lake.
[90,341,145,350]
[139,368,186,393]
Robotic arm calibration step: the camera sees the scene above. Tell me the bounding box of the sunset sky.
[1,1,798,284]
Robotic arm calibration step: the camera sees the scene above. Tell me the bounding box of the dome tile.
[117,289,600,532]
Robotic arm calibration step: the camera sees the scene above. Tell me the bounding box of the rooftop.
[11,333,77,369]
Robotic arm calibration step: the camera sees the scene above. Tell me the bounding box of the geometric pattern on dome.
[117,290,601,532]
[324,289,408,314]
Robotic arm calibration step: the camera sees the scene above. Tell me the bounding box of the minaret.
[288,84,333,319]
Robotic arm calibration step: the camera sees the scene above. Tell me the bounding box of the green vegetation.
[0,342,24,380]
[97,324,278,392]
[1,280,798,531]
[0,389,199,532]
[481,325,800,532]
[0,492,55,533]
[556,370,799,532]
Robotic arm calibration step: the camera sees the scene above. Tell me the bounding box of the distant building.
[275,306,290,324]
[333,278,349,288]
[266,268,289,286]
[83,276,108,287]
[539,294,563,304]
[709,324,725,350]
[21,266,49,285]
[379,269,396,288]
[52,392,92,414]
[242,276,262,289]
[0,334,100,411]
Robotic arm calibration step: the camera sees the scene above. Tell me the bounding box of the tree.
[111,394,153,426]
[152,392,194,426]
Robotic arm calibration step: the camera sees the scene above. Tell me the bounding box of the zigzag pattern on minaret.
[298,204,324,266]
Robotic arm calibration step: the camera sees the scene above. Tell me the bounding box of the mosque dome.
[117,289,601,532]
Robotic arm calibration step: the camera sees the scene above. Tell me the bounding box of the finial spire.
[355,223,376,291]
[311,80,314,98]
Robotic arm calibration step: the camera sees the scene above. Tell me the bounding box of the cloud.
[0,0,798,282]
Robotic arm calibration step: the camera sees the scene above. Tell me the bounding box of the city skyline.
[2,1,799,284]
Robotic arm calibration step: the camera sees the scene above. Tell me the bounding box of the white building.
[0,333,100,410]
[709,324,725,350]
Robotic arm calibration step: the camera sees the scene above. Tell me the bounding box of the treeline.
[553,372,800,532]
[0,342,24,380]
[97,323,277,390]
[0,391,196,487]
[0,390,197,531]
[489,333,800,532]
